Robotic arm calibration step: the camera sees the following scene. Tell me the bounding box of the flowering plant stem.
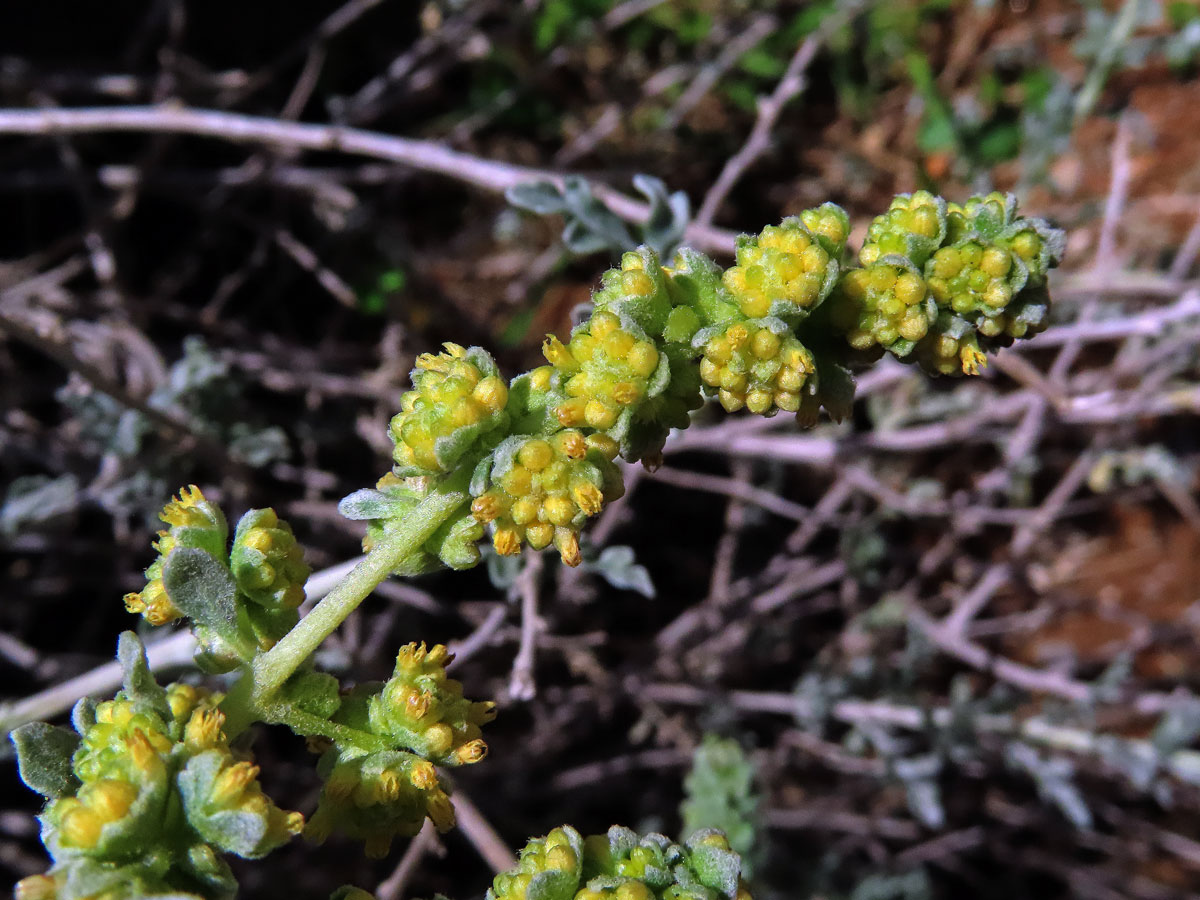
[220,473,470,737]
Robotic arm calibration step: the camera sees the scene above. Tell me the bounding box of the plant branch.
[0,105,738,255]
[248,478,469,703]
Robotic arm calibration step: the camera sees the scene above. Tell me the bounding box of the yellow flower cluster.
[858,190,945,267]
[471,431,622,564]
[366,642,496,767]
[390,343,509,474]
[544,311,661,432]
[123,485,227,626]
[486,825,754,900]
[697,320,815,415]
[231,508,311,611]
[305,750,453,859]
[827,264,934,353]
[722,218,836,319]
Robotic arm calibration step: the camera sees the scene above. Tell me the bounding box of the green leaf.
[526,869,580,900]
[281,671,342,720]
[71,697,97,734]
[507,181,568,215]
[0,473,79,537]
[177,751,279,859]
[686,835,741,896]
[116,631,170,719]
[161,548,239,636]
[337,489,414,521]
[583,545,656,598]
[11,722,81,799]
[634,174,690,260]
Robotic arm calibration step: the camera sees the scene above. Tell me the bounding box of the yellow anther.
[81,779,137,823]
[612,382,640,405]
[961,345,988,376]
[426,791,456,831]
[454,739,488,764]
[213,762,259,806]
[555,398,587,427]
[495,528,522,556]
[555,529,582,567]
[14,875,58,900]
[573,483,605,516]
[406,691,433,720]
[410,760,440,790]
[184,707,225,751]
[557,430,587,459]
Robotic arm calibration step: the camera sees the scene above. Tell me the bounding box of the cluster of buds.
[695,319,815,415]
[470,431,623,564]
[304,643,494,856]
[230,508,310,612]
[722,217,840,320]
[305,750,454,859]
[390,343,510,476]
[14,634,302,900]
[825,263,935,356]
[123,485,228,626]
[364,642,495,766]
[372,193,1059,573]
[543,312,662,433]
[834,190,1063,376]
[486,825,752,900]
[120,487,312,667]
[857,190,946,267]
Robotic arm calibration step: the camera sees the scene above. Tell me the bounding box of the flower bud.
[544,312,662,437]
[307,751,453,858]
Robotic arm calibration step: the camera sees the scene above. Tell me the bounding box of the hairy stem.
[221,475,469,734]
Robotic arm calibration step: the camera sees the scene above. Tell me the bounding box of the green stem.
[221,475,469,735]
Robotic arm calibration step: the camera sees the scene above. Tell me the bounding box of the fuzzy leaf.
[177,751,278,859]
[162,548,239,636]
[635,174,690,259]
[583,545,656,598]
[116,631,170,718]
[507,180,568,215]
[686,838,741,897]
[281,671,343,719]
[11,722,81,799]
[338,489,413,521]
[526,864,580,900]
[71,697,97,734]
[0,473,79,537]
